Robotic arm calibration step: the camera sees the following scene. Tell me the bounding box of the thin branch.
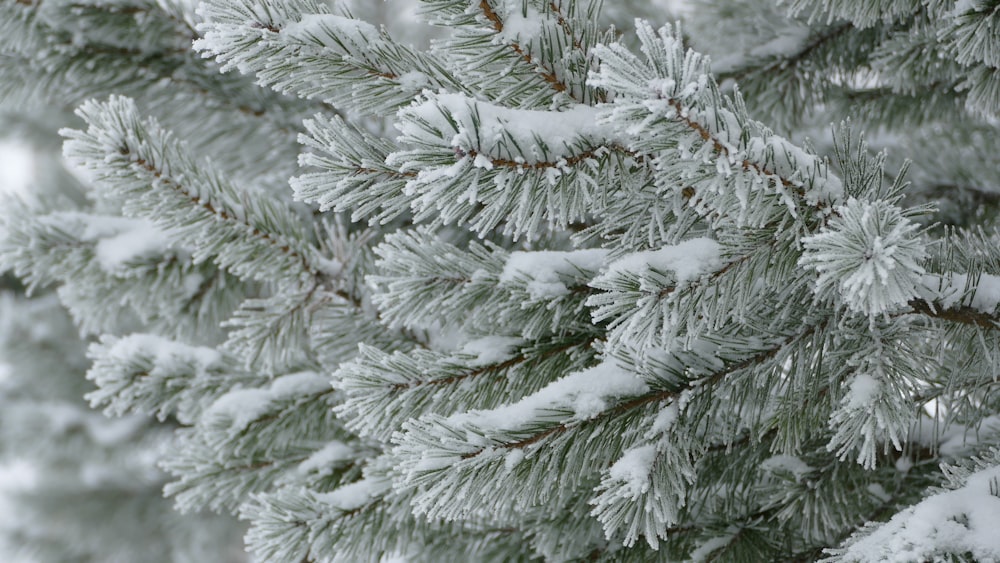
[546,1,585,52]
[389,335,596,392]
[908,298,1000,331]
[664,97,812,202]
[454,143,634,171]
[478,0,569,95]
[126,153,320,280]
[463,320,826,457]
[719,22,854,84]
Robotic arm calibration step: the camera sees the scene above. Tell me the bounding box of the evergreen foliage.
[2,0,1000,561]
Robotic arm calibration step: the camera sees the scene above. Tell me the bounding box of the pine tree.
[2,0,1000,561]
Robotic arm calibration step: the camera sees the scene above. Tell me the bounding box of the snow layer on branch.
[297,441,356,477]
[912,416,1000,459]
[80,216,172,272]
[494,2,544,45]
[447,359,649,430]
[845,373,881,410]
[743,133,844,204]
[398,93,612,165]
[204,371,329,433]
[608,445,657,496]
[101,333,222,369]
[596,238,723,284]
[281,13,378,51]
[836,465,1000,562]
[760,455,813,479]
[711,25,812,74]
[459,336,524,366]
[39,212,172,273]
[918,273,1000,313]
[500,248,609,299]
[315,476,389,512]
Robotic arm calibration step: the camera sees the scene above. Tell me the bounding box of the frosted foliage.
[801,198,926,315]
[4,0,1000,561]
[399,94,611,166]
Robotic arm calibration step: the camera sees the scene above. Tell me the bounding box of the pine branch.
[719,21,856,84]
[477,0,569,96]
[908,298,1000,331]
[483,322,823,456]
[196,0,465,114]
[62,96,326,286]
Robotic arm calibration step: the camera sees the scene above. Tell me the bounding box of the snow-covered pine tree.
[2,0,1000,561]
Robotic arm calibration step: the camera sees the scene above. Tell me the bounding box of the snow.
[650,402,679,435]
[744,134,844,204]
[919,273,1000,313]
[760,455,813,479]
[608,445,657,495]
[281,13,378,51]
[448,359,650,431]
[500,248,610,299]
[316,477,388,511]
[397,70,429,90]
[459,336,524,366]
[597,238,722,284]
[297,441,355,477]
[894,457,913,473]
[42,212,173,273]
[935,416,1000,458]
[689,534,735,562]
[104,333,222,369]
[504,448,524,471]
[711,25,812,74]
[495,2,544,45]
[204,371,329,432]
[399,93,614,166]
[838,465,1000,562]
[748,27,812,59]
[92,221,172,272]
[845,373,881,410]
[952,0,976,15]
